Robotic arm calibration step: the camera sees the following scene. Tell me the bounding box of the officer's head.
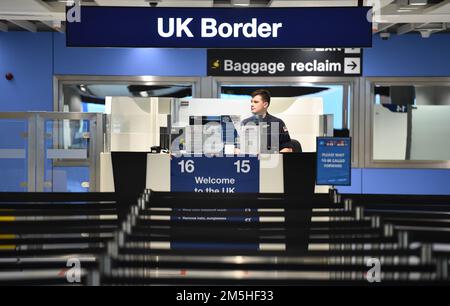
[251,89,271,116]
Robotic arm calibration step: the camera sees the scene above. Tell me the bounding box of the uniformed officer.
[241,89,293,153]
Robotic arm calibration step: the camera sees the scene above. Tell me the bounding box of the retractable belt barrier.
[0,193,119,285]
[1,190,449,285]
[93,190,450,285]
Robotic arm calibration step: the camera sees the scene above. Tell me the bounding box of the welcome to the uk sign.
[66,7,372,48]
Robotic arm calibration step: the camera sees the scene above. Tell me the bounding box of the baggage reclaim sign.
[207,48,362,77]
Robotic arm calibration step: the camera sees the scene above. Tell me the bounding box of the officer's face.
[251,95,268,115]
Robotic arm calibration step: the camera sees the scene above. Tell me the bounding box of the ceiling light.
[409,0,428,5]
[231,0,250,7]
[140,91,149,97]
[55,0,75,4]
[399,6,421,9]
[420,30,432,38]
[397,0,427,8]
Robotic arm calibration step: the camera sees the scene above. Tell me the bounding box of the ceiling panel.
[269,0,358,7]
[429,2,450,13]
[95,0,214,7]
[0,0,52,12]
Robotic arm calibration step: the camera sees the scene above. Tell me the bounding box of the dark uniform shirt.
[241,113,292,153]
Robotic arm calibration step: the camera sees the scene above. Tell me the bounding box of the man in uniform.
[240,89,293,153]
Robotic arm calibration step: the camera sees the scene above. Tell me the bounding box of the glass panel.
[410,105,450,160]
[0,119,28,191]
[373,103,408,160]
[50,166,90,192]
[216,84,345,153]
[43,119,90,192]
[373,84,450,161]
[170,96,334,155]
[106,97,172,153]
[220,84,345,129]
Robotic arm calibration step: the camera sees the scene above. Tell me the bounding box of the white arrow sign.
[344,57,361,74]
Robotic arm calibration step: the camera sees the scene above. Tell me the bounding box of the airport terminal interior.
[1,0,450,288]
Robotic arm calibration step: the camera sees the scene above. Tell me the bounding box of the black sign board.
[207,48,362,77]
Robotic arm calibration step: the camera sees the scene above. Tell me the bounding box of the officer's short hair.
[251,89,271,106]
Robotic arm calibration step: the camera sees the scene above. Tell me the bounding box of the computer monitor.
[186,115,241,155]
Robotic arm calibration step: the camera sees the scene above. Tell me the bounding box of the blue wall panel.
[337,168,450,195]
[364,34,450,77]
[0,33,52,191]
[336,168,362,194]
[361,168,450,195]
[0,32,53,111]
[53,33,206,76]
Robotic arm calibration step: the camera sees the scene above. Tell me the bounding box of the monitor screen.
[186,115,241,155]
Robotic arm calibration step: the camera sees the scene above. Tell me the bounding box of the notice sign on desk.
[316,137,351,186]
[171,156,259,193]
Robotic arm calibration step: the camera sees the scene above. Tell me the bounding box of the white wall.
[373,104,408,160]
[410,106,450,160]
[146,153,171,192]
[99,152,114,192]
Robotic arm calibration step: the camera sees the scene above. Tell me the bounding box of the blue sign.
[316,137,351,186]
[170,155,259,193]
[382,104,408,113]
[66,7,372,48]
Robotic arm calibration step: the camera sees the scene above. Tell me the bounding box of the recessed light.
[409,0,428,5]
[231,0,250,7]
